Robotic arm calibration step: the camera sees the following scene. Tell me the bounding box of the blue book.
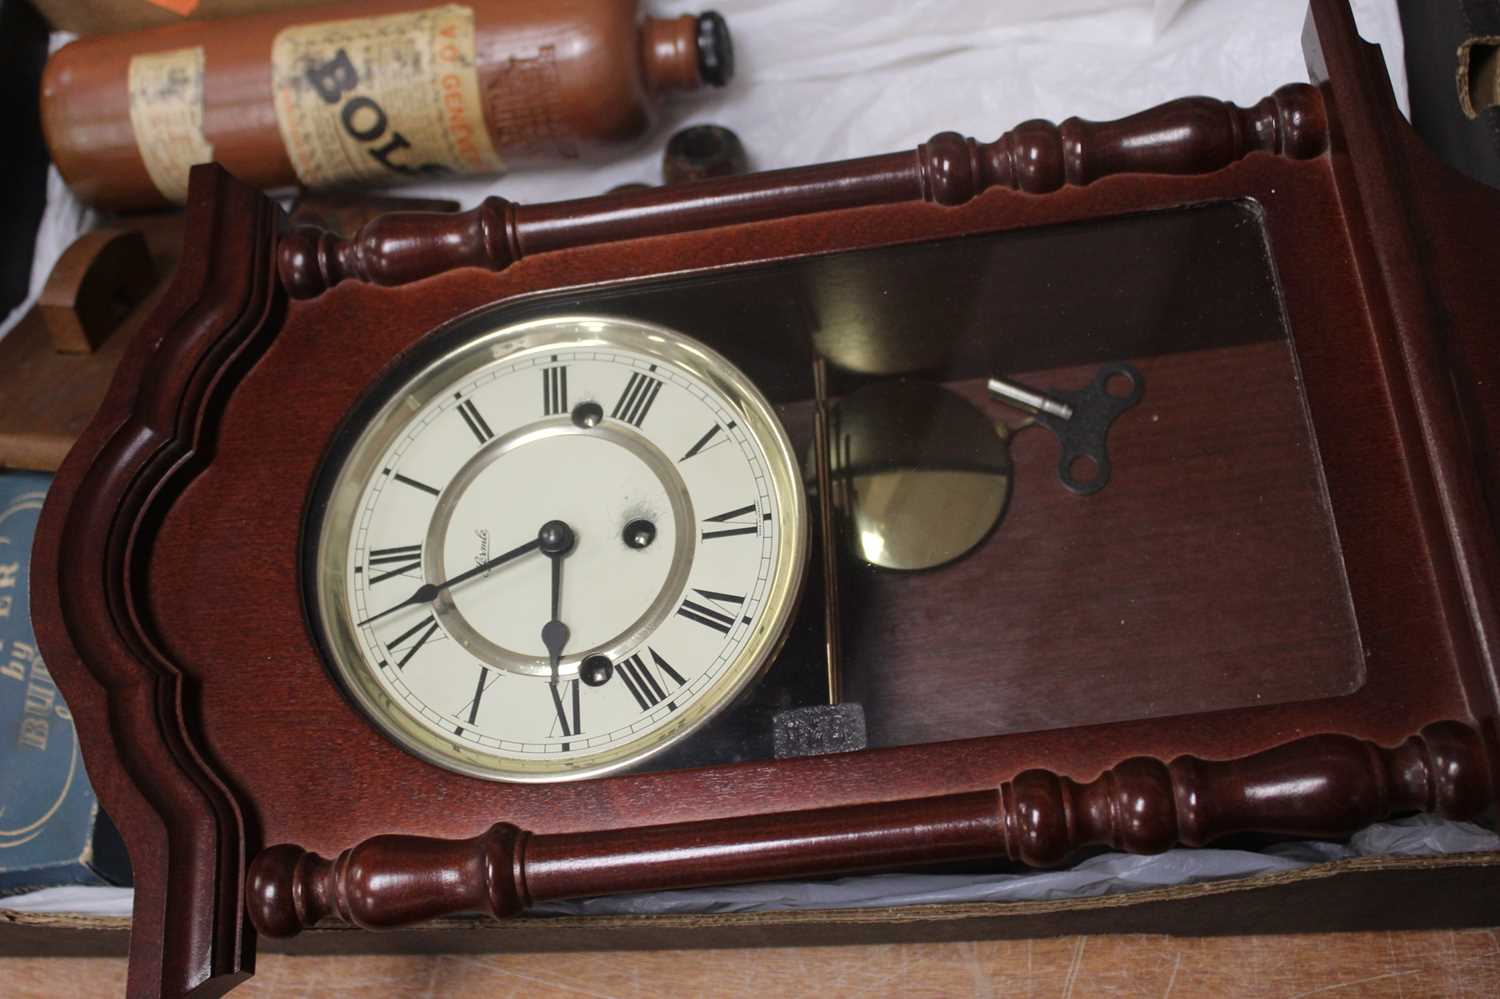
[0,470,130,895]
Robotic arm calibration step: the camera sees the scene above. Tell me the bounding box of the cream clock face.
[308,315,808,782]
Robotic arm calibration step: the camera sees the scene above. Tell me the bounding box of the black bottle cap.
[696,12,734,87]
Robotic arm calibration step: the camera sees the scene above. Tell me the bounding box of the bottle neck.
[640,15,703,94]
[641,12,734,94]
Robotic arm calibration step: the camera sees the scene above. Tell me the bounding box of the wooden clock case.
[28,0,1500,994]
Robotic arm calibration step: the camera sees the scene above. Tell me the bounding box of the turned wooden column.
[246,720,1490,936]
[277,83,1326,299]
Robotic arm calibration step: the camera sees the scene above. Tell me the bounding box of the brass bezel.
[311,315,809,782]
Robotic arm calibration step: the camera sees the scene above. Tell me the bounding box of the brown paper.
[270,5,502,188]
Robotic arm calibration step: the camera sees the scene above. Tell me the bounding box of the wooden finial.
[247,823,529,936]
[278,198,520,299]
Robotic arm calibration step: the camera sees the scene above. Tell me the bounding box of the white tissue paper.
[4,0,1457,922]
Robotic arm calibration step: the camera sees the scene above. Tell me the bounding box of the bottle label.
[270,5,503,188]
[127,46,216,205]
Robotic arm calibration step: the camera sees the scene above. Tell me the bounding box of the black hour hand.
[537,520,576,682]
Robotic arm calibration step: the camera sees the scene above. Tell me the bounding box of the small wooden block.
[37,228,155,355]
[0,289,158,472]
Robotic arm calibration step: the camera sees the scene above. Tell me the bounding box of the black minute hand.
[356,536,542,628]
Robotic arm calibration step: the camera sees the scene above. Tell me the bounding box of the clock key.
[986,363,1145,496]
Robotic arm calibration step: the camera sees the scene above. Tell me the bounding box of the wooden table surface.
[7,930,1499,997]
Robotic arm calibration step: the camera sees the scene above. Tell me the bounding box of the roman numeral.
[676,589,744,634]
[368,543,421,584]
[611,372,662,428]
[388,614,440,668]
[455,667,501,727]
[543,366,568,415]
[617,648,687,711]
[456,398,494,444]
[466,668,489,724]
[680,424,725,461]
[550,679,581,739]
[701,503,759,540]
[391,472,440,496]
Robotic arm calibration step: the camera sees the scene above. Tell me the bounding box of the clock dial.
[308,316,808,781]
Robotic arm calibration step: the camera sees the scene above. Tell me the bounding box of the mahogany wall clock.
[30,0,1500,994]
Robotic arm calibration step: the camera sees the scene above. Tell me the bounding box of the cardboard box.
[4,853,1500,957]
